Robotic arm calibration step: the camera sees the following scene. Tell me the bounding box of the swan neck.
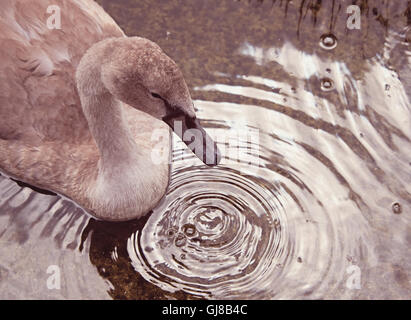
[81,92,140,167]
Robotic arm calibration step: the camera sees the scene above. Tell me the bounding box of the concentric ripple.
[0,0,410,300]
[319,33,338,50]
[129,165,293,298]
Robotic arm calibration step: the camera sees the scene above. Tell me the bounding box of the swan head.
[100,37,220,166]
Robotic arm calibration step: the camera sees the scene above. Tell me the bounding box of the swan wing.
[0,0,124,144]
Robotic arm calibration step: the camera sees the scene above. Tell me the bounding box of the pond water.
[0,0,410,299]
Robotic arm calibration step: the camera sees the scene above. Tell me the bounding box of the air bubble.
[320,33,338,50]
[392,202,402,214]
[321,78,334,91]
[175,233,187,247]
[166,228,176,237]
[182,224,196,237]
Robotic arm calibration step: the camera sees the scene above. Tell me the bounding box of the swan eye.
[151,92,162,99]
[151,92,172,109]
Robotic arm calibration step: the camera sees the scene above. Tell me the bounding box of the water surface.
[0,0,410,299]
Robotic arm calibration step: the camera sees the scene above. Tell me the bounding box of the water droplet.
[99,267,108,276]
[182,224,196,237]
[392,202,402,214]
[385,84,390,91]
[321,78,334,91]
[320,33,338,50]
[166,228,176,237]
[175,233,187,247]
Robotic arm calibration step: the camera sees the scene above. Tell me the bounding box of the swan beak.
[162,111,221,166]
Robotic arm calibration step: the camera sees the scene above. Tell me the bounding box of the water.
[0,0,410,299]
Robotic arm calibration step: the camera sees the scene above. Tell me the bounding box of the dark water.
[0,0,410,299]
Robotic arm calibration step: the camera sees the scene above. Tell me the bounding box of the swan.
[0,0,220,221]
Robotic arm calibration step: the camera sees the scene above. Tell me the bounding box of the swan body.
[0,0,219,221]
